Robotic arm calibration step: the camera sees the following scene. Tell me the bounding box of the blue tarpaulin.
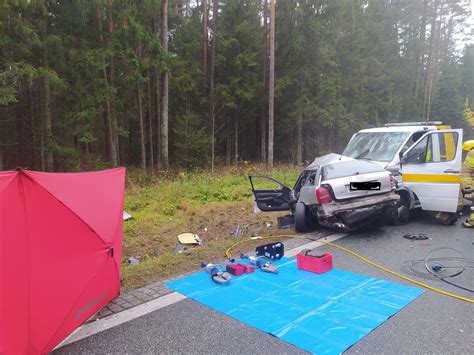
[166,257,423,354]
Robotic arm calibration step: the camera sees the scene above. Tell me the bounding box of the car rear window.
[322,160,383,180]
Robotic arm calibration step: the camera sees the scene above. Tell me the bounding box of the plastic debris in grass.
[152,242,159,257]
[123,211,132,221]
[234,224,243,238]
[173,243,187,254]
[128,256,141,265]
[177,232,204,245]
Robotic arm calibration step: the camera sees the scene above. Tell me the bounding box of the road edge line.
[55,292,186,349]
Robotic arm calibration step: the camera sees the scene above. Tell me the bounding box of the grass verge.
[121,164,301,289]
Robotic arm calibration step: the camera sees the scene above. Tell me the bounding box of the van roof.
[358,126,437,133]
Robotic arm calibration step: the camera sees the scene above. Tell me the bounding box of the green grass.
[121,164,301,289]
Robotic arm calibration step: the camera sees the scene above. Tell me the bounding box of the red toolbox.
[296,252,332,274]
[226,264,246,276]
[238,264,255,274]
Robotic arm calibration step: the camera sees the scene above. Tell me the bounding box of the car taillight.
[390,175,397,189]
[316,187,332,204]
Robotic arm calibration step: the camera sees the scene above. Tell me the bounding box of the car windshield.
[342,132,410,162]
[322,160,384,180]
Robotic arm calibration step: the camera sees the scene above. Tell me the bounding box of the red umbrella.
[0,168,125,354]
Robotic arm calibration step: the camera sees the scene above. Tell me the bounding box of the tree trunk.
[95,6,117,165]
[107,1,119,166]
[147,71,154,168]
[226,122,231,166]
[28,86,38,169]
[41,16,54,172]
[44,74,54,172]
[16,83,25,168]
[426,6,444,122]
[234,115,239,164]
[421,0,440,121]
[184,107,189,165]
[434,9,453,97]
[210,0,218,172]
[260,0,268,163]
[267,0,275,167]
[174,0,179,16]
[414,0,429,100]
[154,17,161,169]
[40,101,45,171]
[102,67,115,164]
[137,82,146,169]
[296,118,302,165]
[161,0,170,168]
[203,0,208,74]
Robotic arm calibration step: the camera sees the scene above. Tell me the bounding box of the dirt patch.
[121,202,296,289]
[124,202,288,256]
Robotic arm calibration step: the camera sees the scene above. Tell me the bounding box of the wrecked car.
[249,154,400,232]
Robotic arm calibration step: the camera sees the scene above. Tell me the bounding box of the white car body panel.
[401,129,463,213]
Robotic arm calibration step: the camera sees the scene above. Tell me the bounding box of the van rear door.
[401,129,462,213]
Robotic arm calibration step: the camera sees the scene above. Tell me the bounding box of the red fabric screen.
[0,168,125,354]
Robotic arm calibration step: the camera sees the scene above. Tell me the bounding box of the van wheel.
[388,199,410,226]
[295,202,311,233]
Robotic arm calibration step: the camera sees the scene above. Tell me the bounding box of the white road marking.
[285,232,347,257]
[55,232,348,350]
[55,292,186,349]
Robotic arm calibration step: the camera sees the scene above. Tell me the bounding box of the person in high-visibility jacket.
[461,140,474,228]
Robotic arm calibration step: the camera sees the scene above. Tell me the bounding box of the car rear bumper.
[317,193,400,218]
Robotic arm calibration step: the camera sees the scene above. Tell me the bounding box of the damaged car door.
[249,176,293,212]
[400,129,463,213]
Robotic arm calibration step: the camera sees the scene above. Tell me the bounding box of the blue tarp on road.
[166,257,423,354]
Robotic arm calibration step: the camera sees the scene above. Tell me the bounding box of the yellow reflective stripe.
[403,174,461,183]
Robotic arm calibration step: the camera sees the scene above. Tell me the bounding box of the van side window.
[439,132,457,161]
[400,132,424,155]
[429,132,458,162]
[406,136,428,163]
[406,132,458,164]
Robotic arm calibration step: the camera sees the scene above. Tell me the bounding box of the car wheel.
[295,202,311,233]
[388,199,410,226]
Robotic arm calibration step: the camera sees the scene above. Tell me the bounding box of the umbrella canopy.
[0,168,125,354]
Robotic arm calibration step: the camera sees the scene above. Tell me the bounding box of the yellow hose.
[225,235,474,303]
[318,239,473,303]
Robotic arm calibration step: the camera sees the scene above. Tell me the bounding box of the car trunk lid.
[322,171,392,201]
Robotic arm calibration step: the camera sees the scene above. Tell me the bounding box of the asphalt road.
[56,214,473,354]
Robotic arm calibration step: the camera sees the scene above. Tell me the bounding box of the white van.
[342,122,463,224]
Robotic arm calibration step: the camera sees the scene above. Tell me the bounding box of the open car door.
[401,129,463,213]
[249,176,292,212]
